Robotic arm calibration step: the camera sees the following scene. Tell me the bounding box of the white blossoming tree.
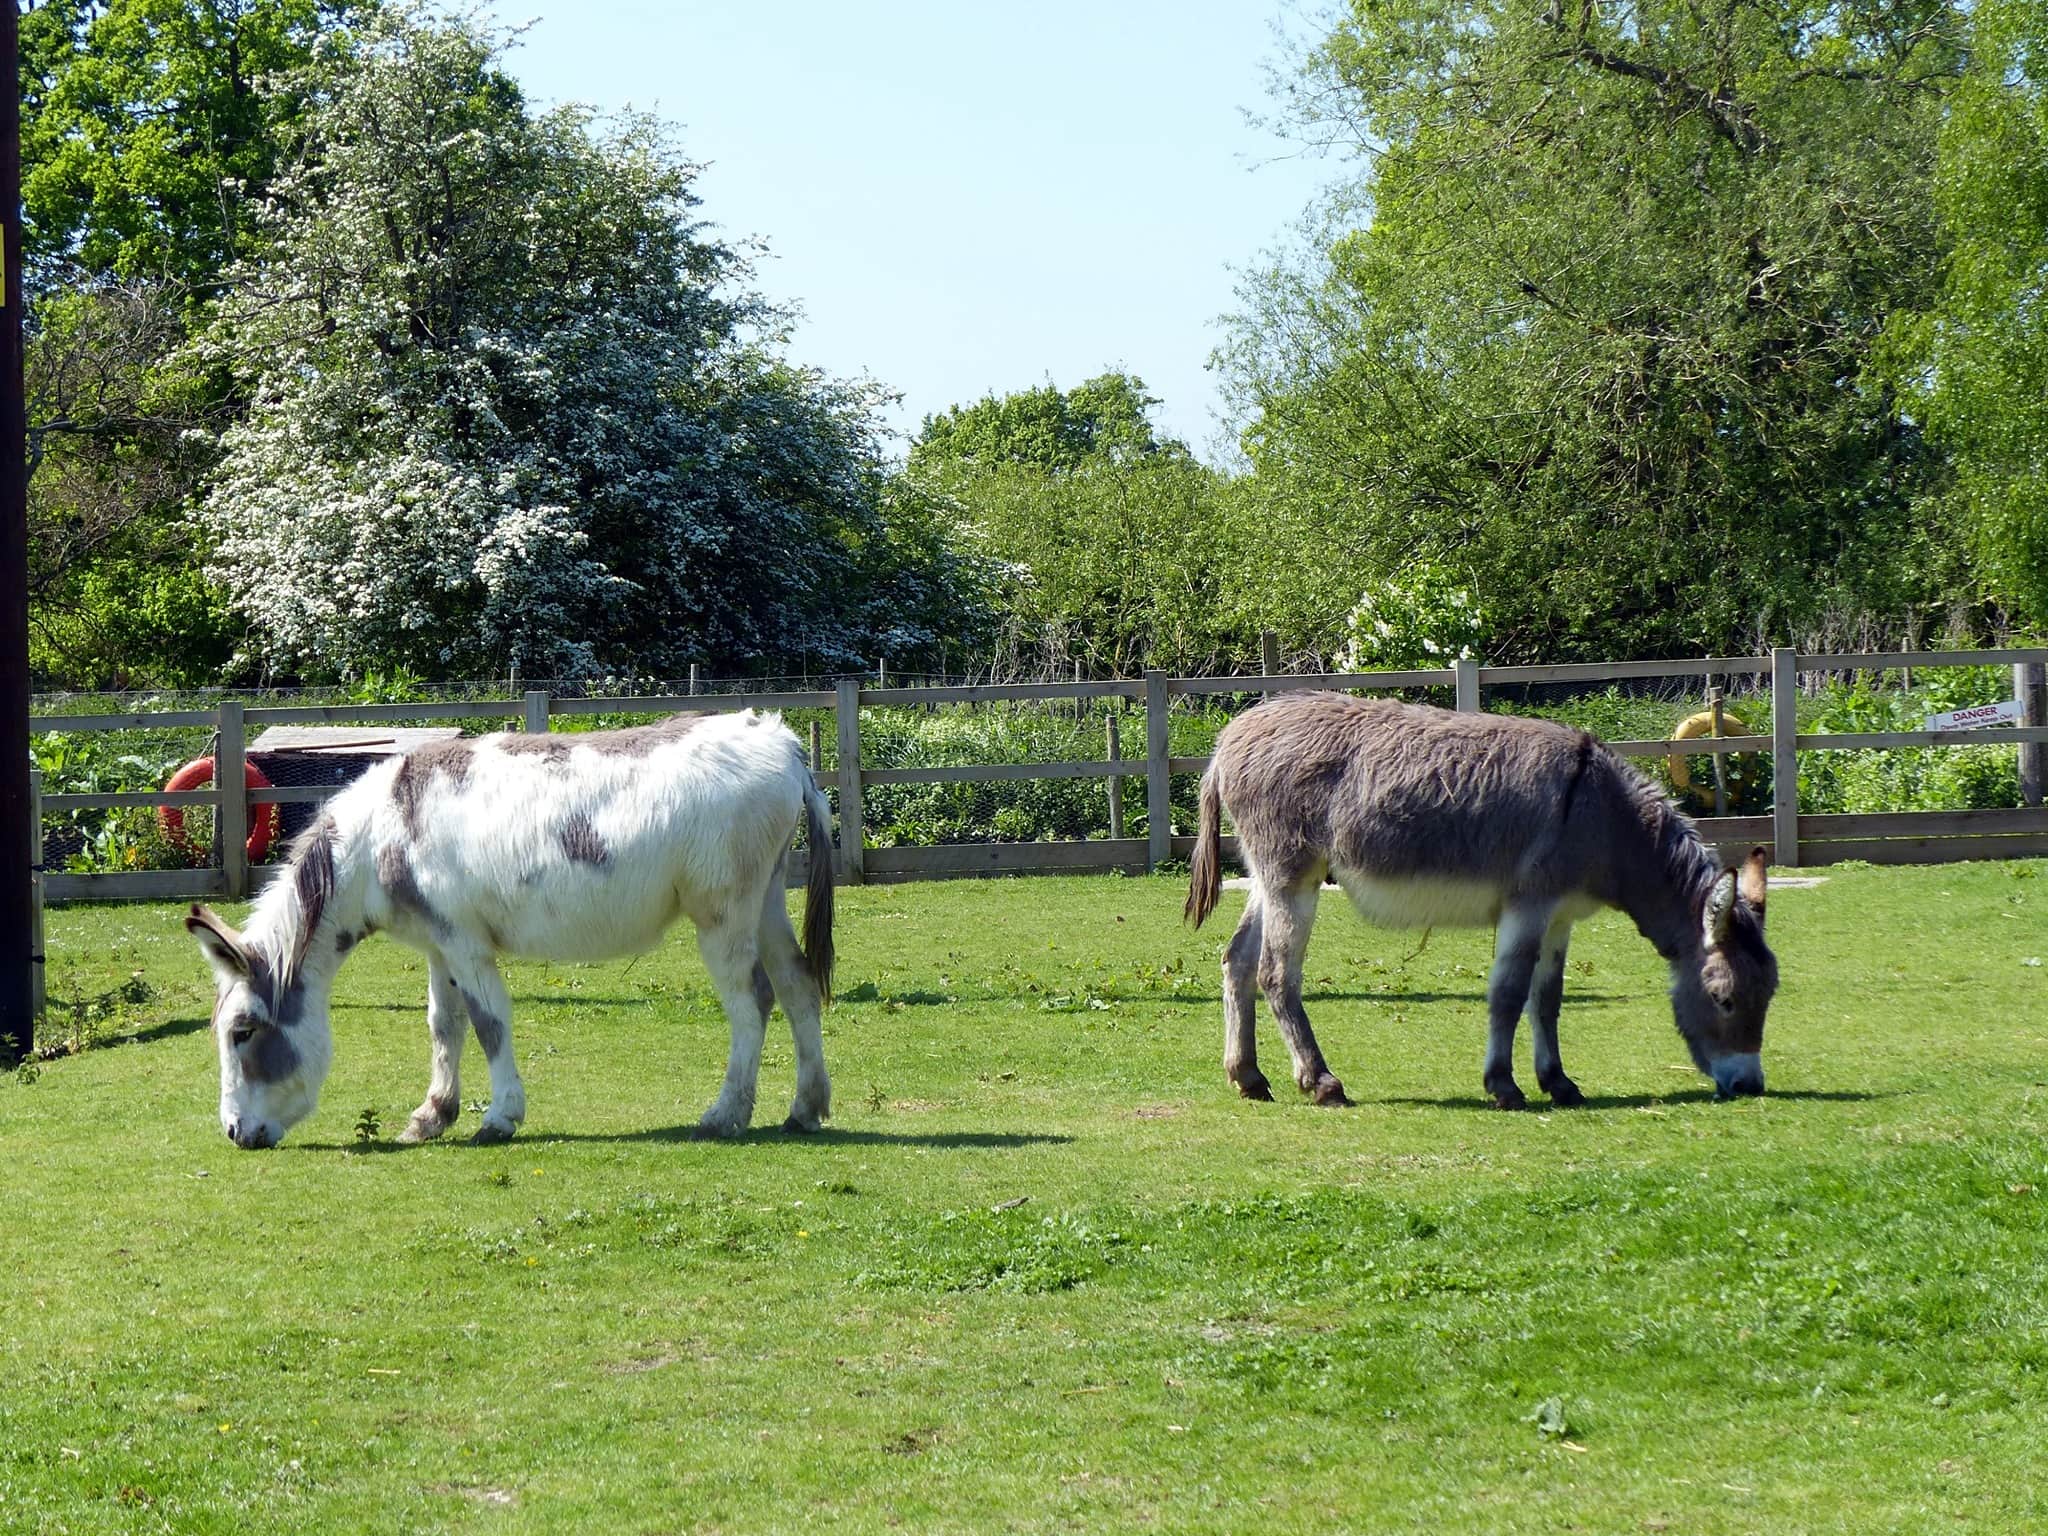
[1341,560,1489,672]
[199,7,975,679]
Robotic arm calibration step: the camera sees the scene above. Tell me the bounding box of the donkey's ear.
[1738,846,1768,921]
[186,903,251,983]
[1702,870,1737,947]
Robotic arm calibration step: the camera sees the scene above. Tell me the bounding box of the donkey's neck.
[242,813,373,1007]
[1607,780,1717,962]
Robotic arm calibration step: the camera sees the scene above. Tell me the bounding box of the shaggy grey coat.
[1187,692,1776,1107]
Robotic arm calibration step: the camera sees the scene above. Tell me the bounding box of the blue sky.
[480,2,1336,459]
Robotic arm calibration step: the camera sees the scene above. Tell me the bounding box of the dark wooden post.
[1,5,33,1063]
[1106,714,1123,841]
[835,678,865,884]
[1708,686,1730,819]
[29,769,44,1025]
[219,701,249,900]
[2017,662,2046,808]
[523,690,550,735]
[1260,630,1280,695]
[1771,648,1799,867]
[1144,669,1171,872]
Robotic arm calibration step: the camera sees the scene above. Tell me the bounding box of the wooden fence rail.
[28,647,2048,911]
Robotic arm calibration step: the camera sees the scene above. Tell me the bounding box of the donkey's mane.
[1602,742,1721,913]
[245,815,338,992]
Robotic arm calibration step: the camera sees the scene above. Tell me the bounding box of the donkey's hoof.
[1489,1085,1528,1111]
[782,1112,822,1134]
[1543,1078,1585,1108]
[397,1116,446,1145]
[469,1120,518,1146]
[1311,1075,1352,1107]
[1234,1073,1274,1102]
[691,1118,746,1141]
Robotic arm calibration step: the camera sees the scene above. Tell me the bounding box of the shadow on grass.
[114,1015,211,1047]
[1145,988,1628,1007]
[1375,1087,1887,1111]
[297,1126,1073,1153]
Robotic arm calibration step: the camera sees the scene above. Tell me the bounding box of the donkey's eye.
[229,1021,259,1048]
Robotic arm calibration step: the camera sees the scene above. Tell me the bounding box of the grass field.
[5,864,2048,1534]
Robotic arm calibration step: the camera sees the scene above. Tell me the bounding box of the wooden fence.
[28,648,2048,938]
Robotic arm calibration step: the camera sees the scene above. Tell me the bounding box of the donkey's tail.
[1185,768,1223,928]
[801,779,836,1002]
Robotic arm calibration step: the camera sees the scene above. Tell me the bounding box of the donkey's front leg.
[695,913,768,1139]
[398,953,466,1143]
[1483,905,1551,1109]
[441,949,525,1143]
[1526,914,1582,1107]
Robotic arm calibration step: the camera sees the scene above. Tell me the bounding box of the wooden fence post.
[1106,714,1123,841]
[1454,657,1481,713]
[2016,663,2045,808]
[1771,647,1799,868]
[1708,686,1730,819]
[218,699,249,900]
[523,689,550,735]
[688,663,699,697]
[29,769,45,1026]
[809,719,823,774]
[835,677,865,885]
[1261,630,1280,695]
[1144,669,1171,872]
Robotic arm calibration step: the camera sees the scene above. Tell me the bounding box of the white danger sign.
[1926,699,2025,731]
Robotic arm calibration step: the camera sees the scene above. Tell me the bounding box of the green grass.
[6,864,2048,1533]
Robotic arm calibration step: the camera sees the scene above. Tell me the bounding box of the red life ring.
[159,757,280,864]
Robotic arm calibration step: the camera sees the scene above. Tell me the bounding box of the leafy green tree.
[21,0,366,290]
[1225,0,1966,661]
[19,0,369,686]
[199,7,979,680]
[911,374,1250,675]
[910,372,1164,476]
[1889,0,2048,625]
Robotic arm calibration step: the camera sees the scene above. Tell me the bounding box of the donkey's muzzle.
[1710,1054,1765,1100]
[227,1120,279,1150]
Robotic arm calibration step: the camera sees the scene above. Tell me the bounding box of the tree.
[20,0,366,291]
[912,374,1249,675]
[1224,0,1967,661]
[1891,0,2048,626]
[19,0,369,686]
[199,7,980,680]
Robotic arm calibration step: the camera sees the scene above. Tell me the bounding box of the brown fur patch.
[377,846,449,936]
[557,812,610,866]
[392,741,474,837]
[495,731,571,760]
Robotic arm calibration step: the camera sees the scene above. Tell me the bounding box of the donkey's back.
[1189,692,1601,926]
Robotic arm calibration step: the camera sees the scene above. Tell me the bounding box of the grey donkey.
[1186,692,1778,1108]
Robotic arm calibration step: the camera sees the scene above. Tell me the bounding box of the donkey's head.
[1670,848,1777,1098]
[186,905,335,1149]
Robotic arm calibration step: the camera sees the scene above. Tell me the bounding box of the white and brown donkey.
[186,711,834,1148]
[1187,692,1778,1107]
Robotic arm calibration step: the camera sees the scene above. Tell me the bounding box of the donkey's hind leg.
[694,899,770,1140]
[1222,889,1272,1100]
[1526,913,1582,1107]
[758,877,830,1133]
[398,952,466,1143]
[1258,873,1349,1106]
